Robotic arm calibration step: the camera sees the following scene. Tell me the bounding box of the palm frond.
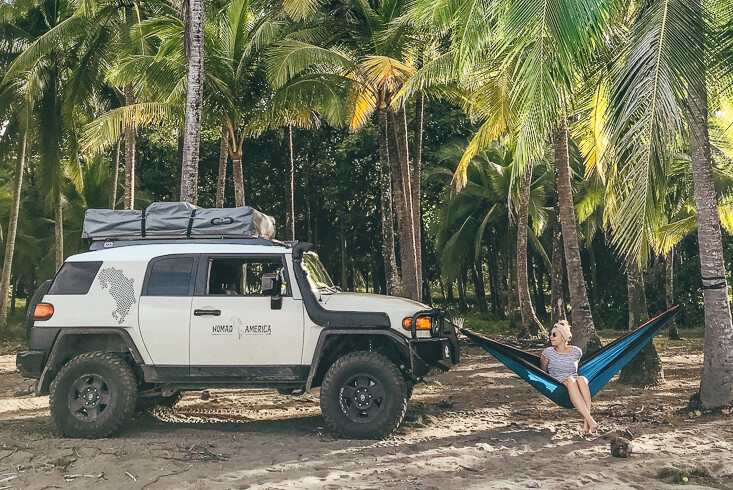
[82,102,182,154]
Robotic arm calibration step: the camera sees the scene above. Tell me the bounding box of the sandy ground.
[0,335,731,489]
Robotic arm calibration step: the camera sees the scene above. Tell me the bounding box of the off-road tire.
[25,279,52,341]
[137,390,184,412]
[320,351,407,439]
[50,352,137,438]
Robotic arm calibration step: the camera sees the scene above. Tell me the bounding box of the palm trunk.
[388,109,418,299]
[413,94,424,297]
[378,107,400,295]
[688,79,733,408]
[487,234,501,314]
[54,198,63,270]
[0,134,26,325]
[340,220,347,289]
[457,272,467,313]
[180,0,204,204]
[216,123,228,208]
[666,248,679,339]
[471,261,487,312]
[231,153,245,206]
[533,257,547,316]
[550,183,566,324]
[587,239,598,306]
[619,261,662,386]
[517,163,544,335]
[391,108,420,300]
[285,124,295,240]
[554,120,601,353]
[123,84,136,210]
[109,138,120,209]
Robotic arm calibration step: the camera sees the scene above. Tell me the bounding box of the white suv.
[17,228,459,439]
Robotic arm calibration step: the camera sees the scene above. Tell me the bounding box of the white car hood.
[318,292,429,334]
[320,292,427,311]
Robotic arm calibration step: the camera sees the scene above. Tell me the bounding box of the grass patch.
[457,311,515,336]
[0,298,28,353]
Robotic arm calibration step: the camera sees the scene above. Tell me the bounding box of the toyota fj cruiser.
[16,203,460,439]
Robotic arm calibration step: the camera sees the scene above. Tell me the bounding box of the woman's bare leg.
[563,378,597,433]
[576,376,594,433]
[577,376,592,413]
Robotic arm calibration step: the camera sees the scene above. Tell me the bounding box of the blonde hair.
[553,320,572,342]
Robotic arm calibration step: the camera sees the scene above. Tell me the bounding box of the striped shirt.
[542,346,582,382]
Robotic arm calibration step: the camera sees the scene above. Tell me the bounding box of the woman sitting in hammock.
[540,320,598,434]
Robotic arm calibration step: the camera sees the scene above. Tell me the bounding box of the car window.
[48,261,103,295]
[146,257,195,296]
[207,257,288,296]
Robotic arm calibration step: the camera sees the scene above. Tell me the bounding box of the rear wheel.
[50,352,137,438]
[320,351,407,439]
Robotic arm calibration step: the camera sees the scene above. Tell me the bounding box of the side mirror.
[261,273,280,296]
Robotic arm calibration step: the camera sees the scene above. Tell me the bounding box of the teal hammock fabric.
[461,305,682,408]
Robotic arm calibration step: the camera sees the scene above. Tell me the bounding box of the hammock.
[460,305,682,408]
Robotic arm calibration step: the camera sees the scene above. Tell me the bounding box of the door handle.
[194,309,221,316]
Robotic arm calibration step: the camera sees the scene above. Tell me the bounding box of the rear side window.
[145,257,195,296]
[48,261,103,295]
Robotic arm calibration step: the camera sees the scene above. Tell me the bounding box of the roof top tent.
[83,202,277,244]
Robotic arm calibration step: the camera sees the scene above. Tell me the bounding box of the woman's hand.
[540,354,548,373]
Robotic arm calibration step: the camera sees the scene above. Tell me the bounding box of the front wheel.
[50,352,137,438]
[320,351,407,439]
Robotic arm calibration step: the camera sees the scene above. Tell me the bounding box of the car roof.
[66,242,292,263]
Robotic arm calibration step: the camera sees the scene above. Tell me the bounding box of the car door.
[188,254,305,379]
[137,255,198,374]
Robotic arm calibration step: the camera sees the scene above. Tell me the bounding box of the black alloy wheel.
[68,374,112,421]
[339,374,385,423]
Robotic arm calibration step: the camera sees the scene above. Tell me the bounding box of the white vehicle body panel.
[138,296,192,365]
[189,296,305,366]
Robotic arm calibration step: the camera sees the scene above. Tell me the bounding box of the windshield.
[302,252,337,293]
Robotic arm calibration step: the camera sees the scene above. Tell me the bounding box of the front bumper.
[407,309,460,378]
[16,351,45,378]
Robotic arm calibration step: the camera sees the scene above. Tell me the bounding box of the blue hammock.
[461,305,681,408]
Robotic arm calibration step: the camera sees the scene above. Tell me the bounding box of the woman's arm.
[540,354,549,373]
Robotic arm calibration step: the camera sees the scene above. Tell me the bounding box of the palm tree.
[609,0,733,407]
[180,0,205,204]
[268,0,425,300]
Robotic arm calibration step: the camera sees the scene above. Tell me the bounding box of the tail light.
[402,317,431,330]
[33,303,54,321]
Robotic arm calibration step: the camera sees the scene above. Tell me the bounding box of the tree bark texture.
[550,210,566,324]
[216,123,228,208]
[554,121,601,353]
[413,94,424,295]
[285,124,295,241]
[666,248,679,339]
[231,154,245,206]
[110,138,120,209]
[0,134,26,325]
[123,84,136,210]
[517,163,544,335]
[619,261,662,386]
[471,261,487,312]
[180,0,204,205]
[389,108,420,300]
[688,81,733,408]
[388,109,419,300]
[54,199,63,271]
[378,108,400,295]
